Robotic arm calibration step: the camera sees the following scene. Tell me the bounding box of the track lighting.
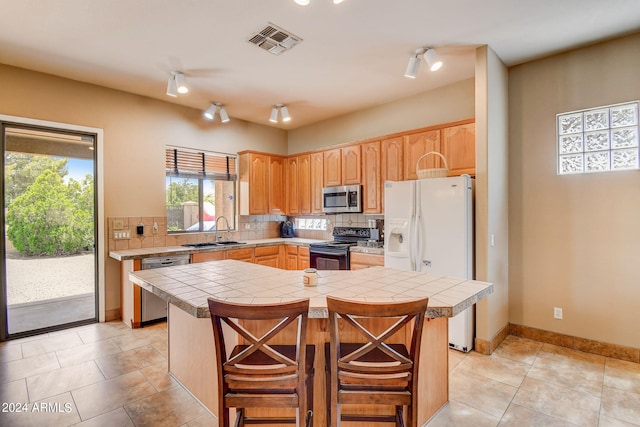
[294,0,344,5]
[424,48,443,71]
[404,48,443,78]
[167,71,188,97]
[270,104,291,123]
[203,103,230,123]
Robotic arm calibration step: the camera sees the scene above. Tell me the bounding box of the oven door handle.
[310,248,348,256]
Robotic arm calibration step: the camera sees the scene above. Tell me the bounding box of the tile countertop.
[129,259,493,319]
[109,237,324,261]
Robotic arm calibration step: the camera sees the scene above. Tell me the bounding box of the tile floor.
[1,321,639,426]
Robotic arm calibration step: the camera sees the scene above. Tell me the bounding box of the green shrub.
[6,170,94,256]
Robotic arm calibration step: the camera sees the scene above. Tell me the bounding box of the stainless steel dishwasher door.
[140,255,190,325]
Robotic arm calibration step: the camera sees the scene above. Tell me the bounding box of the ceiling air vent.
[248,23,302,55]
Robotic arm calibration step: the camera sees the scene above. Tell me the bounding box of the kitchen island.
[129,260,493,426]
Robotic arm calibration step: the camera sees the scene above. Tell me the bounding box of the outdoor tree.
[6,170,94,256]
[4,153,68,205]
[166,178,199,207]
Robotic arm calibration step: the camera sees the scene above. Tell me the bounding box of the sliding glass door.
[1,123,98,337]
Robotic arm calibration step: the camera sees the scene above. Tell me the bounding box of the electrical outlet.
[554,307,563,319]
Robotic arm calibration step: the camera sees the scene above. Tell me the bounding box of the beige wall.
[287,78,475,153]
[475,46,510,347]
[508,33,640,348]
[0,64,287,317]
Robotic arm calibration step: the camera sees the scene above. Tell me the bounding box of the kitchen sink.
[182,241,246,248]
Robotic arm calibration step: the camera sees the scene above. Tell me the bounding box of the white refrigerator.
[384,175,475,352]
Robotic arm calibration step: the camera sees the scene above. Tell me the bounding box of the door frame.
[0,115,105,340]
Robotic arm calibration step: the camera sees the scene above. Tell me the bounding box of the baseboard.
[105,308,120,322]
[474,323,509,355]
[510,323,640,364]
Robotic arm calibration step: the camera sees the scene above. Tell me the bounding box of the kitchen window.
[165,147,237,232]
[557,101,639,175]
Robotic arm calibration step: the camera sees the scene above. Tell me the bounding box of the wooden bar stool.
[325,296,429,427]
[207,298,315,427]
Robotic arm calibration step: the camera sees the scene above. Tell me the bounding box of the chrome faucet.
[215,216,230,242]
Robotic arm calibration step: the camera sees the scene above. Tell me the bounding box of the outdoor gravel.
[6,253,95,305]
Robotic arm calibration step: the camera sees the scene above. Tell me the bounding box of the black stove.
[309,227,372,270]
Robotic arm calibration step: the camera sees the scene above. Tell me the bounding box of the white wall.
[475,46,510,348]
[508,33,640,348]
[287,78,475,154]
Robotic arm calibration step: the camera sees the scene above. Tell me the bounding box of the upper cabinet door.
[323,148,342,187]
[342,145,361,185]
[298,154,311,215]
[286,156,300,215]
[441,123,476,176]
[268,156,285,214]
[403,130,441,180]
[361,141,381,214]
[381,136,404,183]
[248,153,269,214]
[310,152,324,214]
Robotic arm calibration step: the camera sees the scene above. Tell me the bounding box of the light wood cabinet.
[442,123,476,176]
[254,245,281,268]
[310,152,324,214]
[350,252,384,270]
[285,245,299,270]
[404,130,441,180]
[297,246,310,270]
[268,156,285,214]
[298,155,311,214]
[342,145,361,185]
[239,152,286,215]
[323,148,342,187]
[239,152,269,215]
[361,141,382,214]
[191,251,225,263]
[226,247,254,263]
[286,157,300,215]
[382,136,404,182]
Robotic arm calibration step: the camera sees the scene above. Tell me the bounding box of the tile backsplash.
[107,213,383,251]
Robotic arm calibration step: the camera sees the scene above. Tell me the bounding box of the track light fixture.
[270,104,291,123]
[404,48,443,78]
[424,48,443,71]
[166,71,188,97]
[203,103,230,123]
[294,0,345,5]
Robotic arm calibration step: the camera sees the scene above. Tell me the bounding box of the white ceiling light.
[174,72,188,94]
[270,104,291,123]
[167,71,188,97]
[166,74,178,97]
[404,48,443,78]
[404,54,421,78]
[424,48,443,71]
[294,0,345,5]
[280,106,291,122]
[219,105,230,123]
[203,103,230,123]
[203,103,217,120]
[269,107,279,123]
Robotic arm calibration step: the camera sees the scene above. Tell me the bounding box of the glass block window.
[557,101,639,175]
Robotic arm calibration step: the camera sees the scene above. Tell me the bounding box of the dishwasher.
[140,254,190,326]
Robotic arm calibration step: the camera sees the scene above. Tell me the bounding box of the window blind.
[165,148,237,180]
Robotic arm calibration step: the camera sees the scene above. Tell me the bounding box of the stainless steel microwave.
[322,185,362,213]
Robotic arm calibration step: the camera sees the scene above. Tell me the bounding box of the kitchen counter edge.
[109,238,324,261]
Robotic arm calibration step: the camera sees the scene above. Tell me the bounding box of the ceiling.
[1,0,639,129]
